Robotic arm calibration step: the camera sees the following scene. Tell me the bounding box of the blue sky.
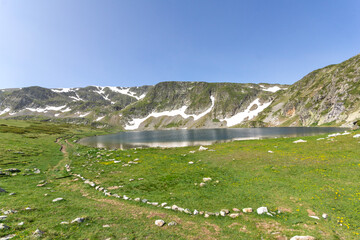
[1,0,359,89]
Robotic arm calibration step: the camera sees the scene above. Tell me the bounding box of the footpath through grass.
[1,119,360,239]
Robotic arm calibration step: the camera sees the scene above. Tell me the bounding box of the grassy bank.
[1,119,359,239]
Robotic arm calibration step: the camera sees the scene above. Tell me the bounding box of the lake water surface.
[78,127,347,149]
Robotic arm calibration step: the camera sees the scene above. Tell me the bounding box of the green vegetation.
[1,119,360,239]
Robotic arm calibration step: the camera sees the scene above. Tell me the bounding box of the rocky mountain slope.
[1,53,359,130]
[251,54,360,128]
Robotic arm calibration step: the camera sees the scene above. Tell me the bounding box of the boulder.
[256,207,268,215]
[155,219,165,227]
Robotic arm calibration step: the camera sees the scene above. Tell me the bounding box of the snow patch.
[26,105,69,113]
[69,93,83,101]
[96,116,105,121]
[125,96,215,130]
[51,88,76,93]
[221,98,272,127]
[0,108,11,115]
[107,86,146,100]
[262,86,282,92]
[79,112,91,117]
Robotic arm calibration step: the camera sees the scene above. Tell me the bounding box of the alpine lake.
[78,127,347,149]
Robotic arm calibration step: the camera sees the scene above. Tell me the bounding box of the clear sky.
[1,0,360,89]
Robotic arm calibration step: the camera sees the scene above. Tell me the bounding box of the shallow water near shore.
[78,127,347,149]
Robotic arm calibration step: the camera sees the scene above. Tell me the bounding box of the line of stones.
[65,164,275,218]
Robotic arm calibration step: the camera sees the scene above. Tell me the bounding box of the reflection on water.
[78,127,347,149]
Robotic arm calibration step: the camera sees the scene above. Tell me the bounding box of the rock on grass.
[155,219,165,227]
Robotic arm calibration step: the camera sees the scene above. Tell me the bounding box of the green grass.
[1,119,360,239]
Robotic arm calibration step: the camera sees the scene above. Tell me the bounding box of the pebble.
[242,208,253,213]
[33,229,44,237]
[229,213,240,218]
[290,236,315,240]
[25,207,31,210]
[60,221,69,225]
[193,209,199,215]
[199,182,206,187]
[52,198,64,202]
[199,146,208,151]
[0,223,10,229]
[322,213,328,219]
[160,202,167,207]
[103,224,110,228]
[232,208,240,212]
[188,161,194,164]
[202,177,212,182]
[155,219,165,227]
[168,221,177,226]
[0,234,16,240]
[71,217,85,223]
[17,222,24,226]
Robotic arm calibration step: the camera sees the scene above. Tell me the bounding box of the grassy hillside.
[1,119,360,239]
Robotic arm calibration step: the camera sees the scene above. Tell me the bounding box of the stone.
[257,207,268,215]
[33,229,44,237]
[204,213,210,218]
[17,222,24,226]
[322,213,328,219]
[0,188,6,193]
[52,198,64,202]
[155,219,165,227]
[134,198,140,202]
[232,208,240,212]
[242,208,253,213]
[293,139,307,143]
[168,221,177,226]
[160,202,167,207]
[25,207,32,210]
[221,209,230,214]
[71,217,85,223]
[123,195,129,200]
[193,209,199,215]
[151,202,159,206]
[268,150,274,153]
[290,236,315,240]
[142,199,148,203]
[6,168,21,173]
[103,224,110,228]
[37,183,47,187]
[0,216,7,220]
[199,146,208,151]
[184,208,192,214]
[199,182,206,187]
[202,177,212,182]
[164,206,171,210]
[309,216,320,220]
[229,213,240,218]
[33,168,41,174]
[3,210,17,215]
[0,223,10,229]
[8,193,15,196]
[0,234,16,240]
[188,161,194,164]
[171,205,179,211]
[220,211,226,216]
[60,221,69,225]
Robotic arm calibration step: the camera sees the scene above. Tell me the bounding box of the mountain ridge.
[1,54,360,130]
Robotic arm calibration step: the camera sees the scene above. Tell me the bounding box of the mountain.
[0,83,286,129]
[0,54,359,130]
[251,54,360,128]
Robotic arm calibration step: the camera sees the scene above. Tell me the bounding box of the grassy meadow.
[1,119,360,239]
